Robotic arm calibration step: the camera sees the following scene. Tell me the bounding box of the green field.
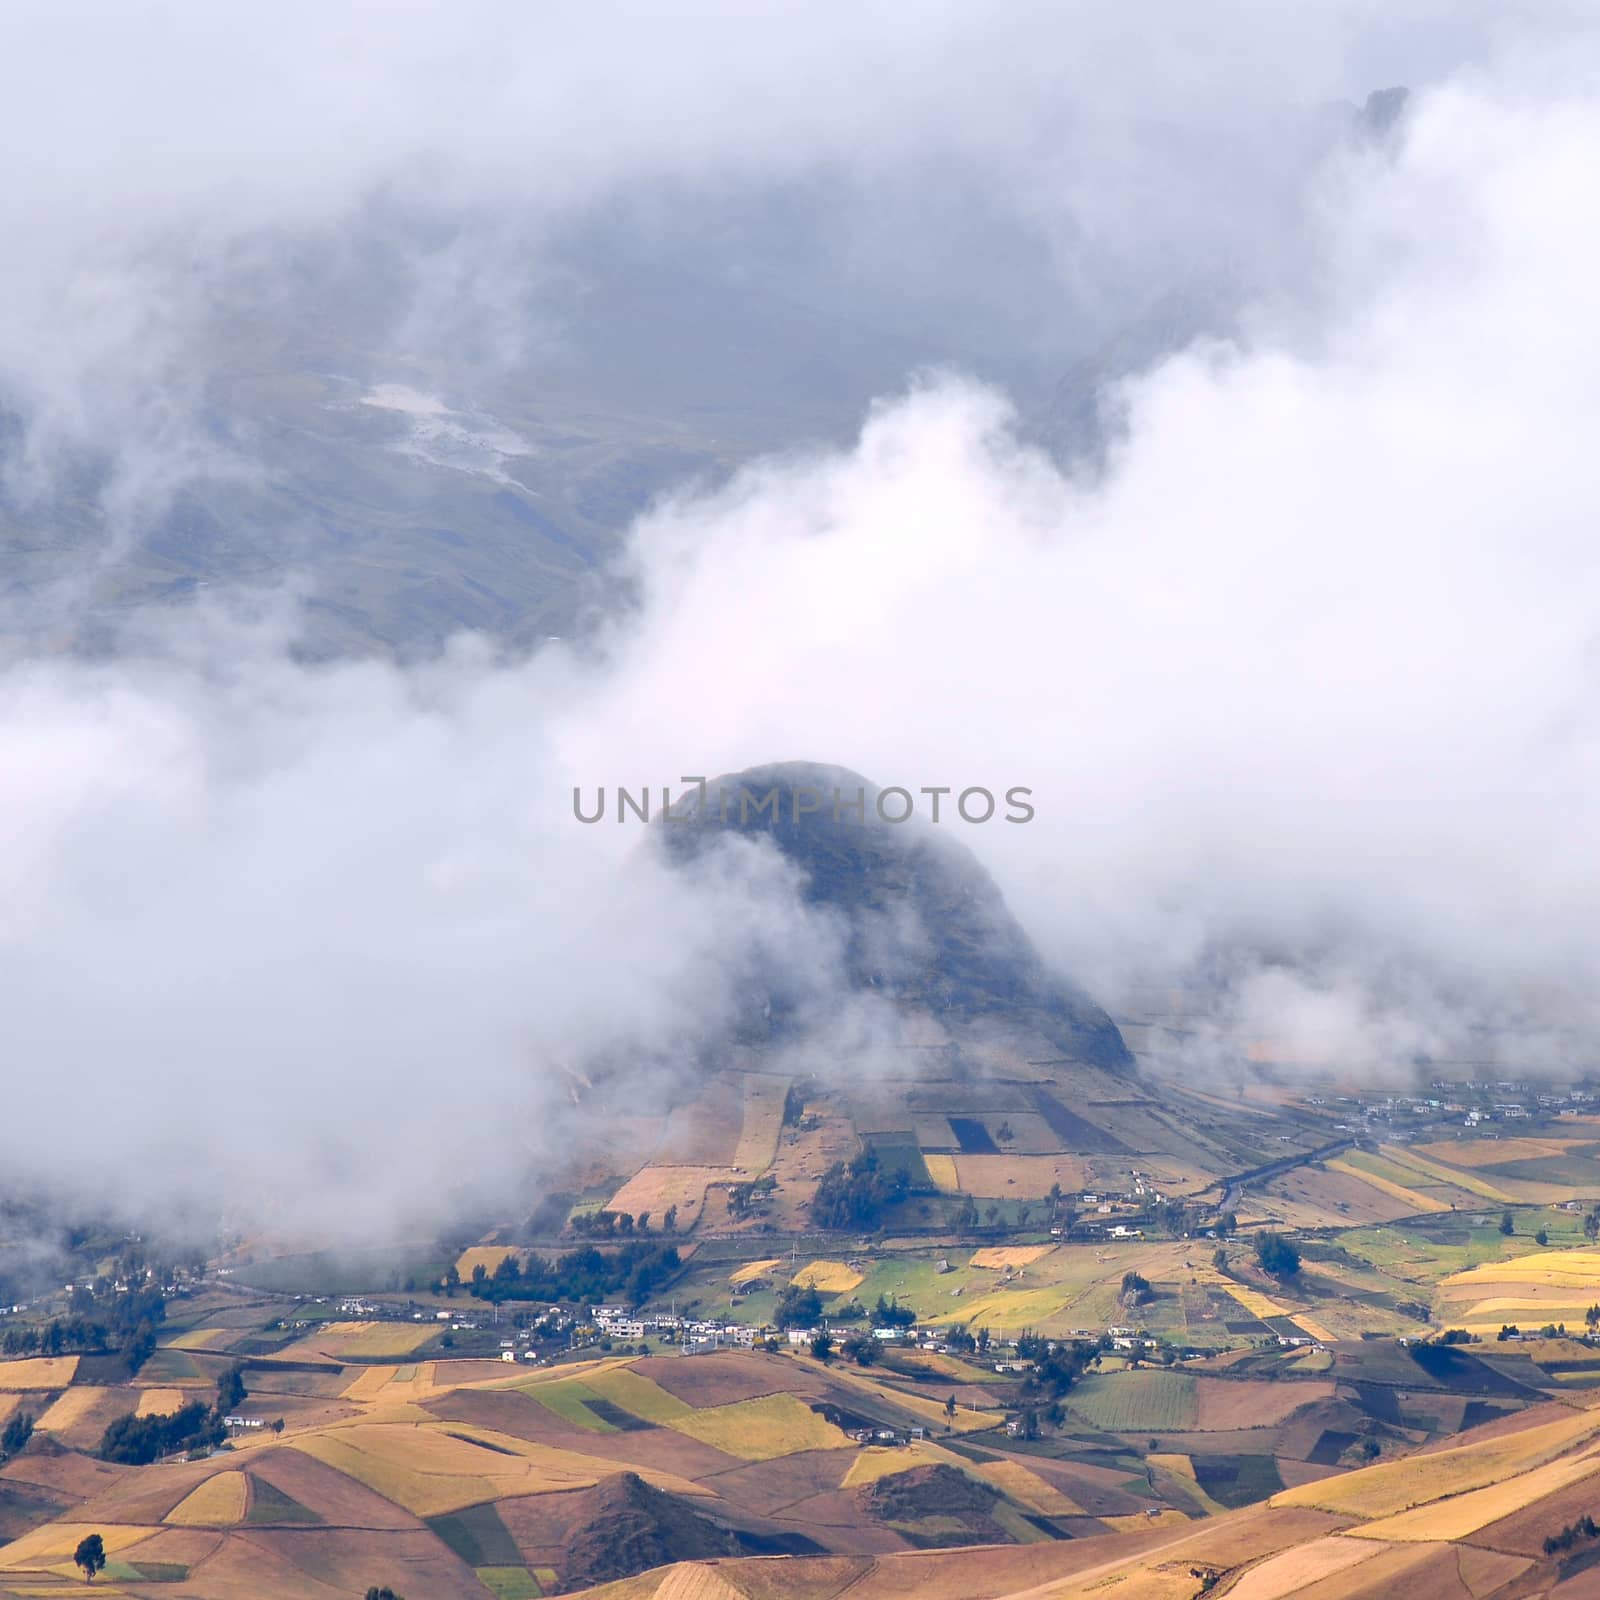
[1066,1370,1199,1431]
[521,1378,618,1432]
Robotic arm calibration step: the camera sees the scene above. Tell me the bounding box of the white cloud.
[4,12,1600,1234]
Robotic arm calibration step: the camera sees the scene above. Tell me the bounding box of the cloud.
[0,0,1560,515]
[4,13,1600,1238]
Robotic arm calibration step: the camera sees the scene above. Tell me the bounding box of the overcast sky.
[3,2,1598,1235]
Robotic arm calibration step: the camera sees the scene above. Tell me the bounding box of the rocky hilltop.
[658,761,1131,1070]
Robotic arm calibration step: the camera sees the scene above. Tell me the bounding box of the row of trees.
[465,1241,682,1308]
[99,1364,251,1465]
[811,1149,908,1231]
[1,1283,166,1373]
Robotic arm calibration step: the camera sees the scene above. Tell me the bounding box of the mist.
[4,4,1600,1235]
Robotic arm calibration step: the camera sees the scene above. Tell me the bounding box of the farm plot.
[666,1393,849,1460]
[1256,1166,1417,1229]
[607,1165,728,1231]
[166,1471,249,1527]
[1066,1371,1199,1432]
[1324,1160,1447,1215]
[1349,1445,1600,1542]
[291,1421,705,1517]
[969,1246,1055,1270]
[165,1326,238,1352]
[0,1521,160,1572]
[1218,1534,1387,1600]
[1193,1379,1335,1431]
[135,1388,187,1417]
[456,1246,524,1280]
[0,1356,78,1390]
[1441,1248,1600,1290]
[730,1075,790,1173]
[1378,1146,1519,1203]
[949,1155,1090,1198]
[1413,1136,1587,1169]
[842,1441,959,1487]
[1273,1404,1600,1518]
[279,1320,438,1361]
[790,1260,864,1293]
[521,1378,619,1432]
[729,1258,783,1287]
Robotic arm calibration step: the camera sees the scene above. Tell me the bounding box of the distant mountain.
[659,761,1132,1069]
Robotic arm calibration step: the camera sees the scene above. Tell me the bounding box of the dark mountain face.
[659,762,1131,1070]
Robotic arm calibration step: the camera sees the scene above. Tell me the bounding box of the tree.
[74,1533,106,1583]
[365,1589,405,1600]
[811,1148,908,1231]
[2,1410,34,1455]
[945,1394,957,1419]
[841,1332,878,1366]
[1584,1210,1599,1242]
[774,1285,824,1330]
[1499,1210,1515,1236]
[216,1363,246,1414]
[1121,1271,1152,1305]
[809,1329,834,1362]
[1535,1227,1549,1247]
[1254,1232,1301,1279]
[1586,1304,1599,1334]
[1211,1248,1228,1272]
[663,1205,678,1234]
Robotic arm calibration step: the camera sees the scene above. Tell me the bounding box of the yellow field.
[607,1165,726,1230]
[1226,1285,1289,1319]
[1413,1136,1582,1168]
[923,1283,1070,1333]
[286,1320,438,1359]
[729,1258,783,1287]
[1273,1405,1600,1517]
[456,1246,524,1279]
[1220,1535,1385,1600]
[165,1327,235,1351]
[1325,1158,1448,1213]
[1290,1315,1336,1342]
[666,1393,849,1460]
[1443,1249,1600,1289]
[790,1260,864,1293]
[730,1075,790,1173]
[652,1567,748,1600]
[1099,1509,1191,1532]
[166,1471,249,1526]
[1350,1446,1600,1541]
[1380,1145,1515,1202]
[842,1441,956,1486]
[976,1459,1081,1515]
[970,1246,1055,1270]
[135,1388,186,1417]
[792,1357,1002,1434]
[0,1523,156,1570]
[0,1356,78,1390]
[925,1154,960,1193]
[33,1386,108,1433]
[293,1420,705,1517]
